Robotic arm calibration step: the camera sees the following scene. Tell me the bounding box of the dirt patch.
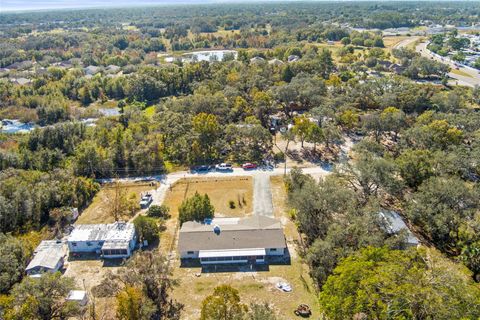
[63,258,120,319]
[171,257,319,320]
[76,182,156,224]
[383,36,410,48]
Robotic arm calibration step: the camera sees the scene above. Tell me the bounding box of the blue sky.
[1,0,464,12]
[3,0,264,12]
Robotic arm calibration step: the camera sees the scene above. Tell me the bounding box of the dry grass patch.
[163,177,253,218]
[76,182,156,224]
[159,177,253,253]
[171,257,319,320]
[451,68,473,78]
[383,36,410,48]
[64,259,119,319]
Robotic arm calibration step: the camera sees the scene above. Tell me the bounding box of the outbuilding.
[66,290,89,306]
[26,240,66,276]
[379,210,420,247]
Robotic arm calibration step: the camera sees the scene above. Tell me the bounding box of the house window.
[270,248,277,251]
[71,242,77,247]
[187,251,194,255]
[87,242,92,246]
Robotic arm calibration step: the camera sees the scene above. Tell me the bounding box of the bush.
[179,192,214,225]
[147,205,170,218]
[228,200,235,209]
[273,151,285,163]
[133,216,160,244]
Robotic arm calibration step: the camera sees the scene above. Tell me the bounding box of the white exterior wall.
[26,258,64,275]
[181,247,285,263]
[181,248,285,260]
[68,240,103,253]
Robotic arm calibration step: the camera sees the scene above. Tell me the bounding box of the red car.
[242,163,257,170]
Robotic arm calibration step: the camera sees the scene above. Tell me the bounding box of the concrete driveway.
[253,172,274,217]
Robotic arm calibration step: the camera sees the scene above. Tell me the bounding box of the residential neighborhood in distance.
[1,1,480,319]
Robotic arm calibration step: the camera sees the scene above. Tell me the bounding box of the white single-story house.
[67,222,137,259]
[178,216,287,265]
[379,210,420,246]
[26,240,66,276]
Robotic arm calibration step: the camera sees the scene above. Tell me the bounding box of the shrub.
[179,192,214,225]
[133,216,159,244]
[147,205,170,218]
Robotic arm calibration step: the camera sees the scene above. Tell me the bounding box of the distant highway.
[394,36,480,88]
[416,42,480,88]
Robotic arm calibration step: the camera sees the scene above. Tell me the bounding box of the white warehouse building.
[178,216,287,265]
[68,222,137,259]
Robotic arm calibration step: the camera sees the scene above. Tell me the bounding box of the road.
[126,165,332,219]
[415,41,480,88]
[118,136,357,219]
[392,36,420,50]
[394,36,480,87]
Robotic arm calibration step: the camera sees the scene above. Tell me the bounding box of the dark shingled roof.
[178,216,286,252]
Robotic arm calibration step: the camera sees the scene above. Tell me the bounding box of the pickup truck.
[139,193,153,209]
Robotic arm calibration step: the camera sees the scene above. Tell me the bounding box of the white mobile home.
[178,216,286,265]
[26,240,66,276]
[68,222,137,259]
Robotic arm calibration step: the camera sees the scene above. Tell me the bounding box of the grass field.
[163,177,253,218]
[171,257,319,320]
[451,68,473,78]
[383,36,412,48]
[76,182,157,224]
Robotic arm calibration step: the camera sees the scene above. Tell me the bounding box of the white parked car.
[215,163,233,172]
[139,194,153,208]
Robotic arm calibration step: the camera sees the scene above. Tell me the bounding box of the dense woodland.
[1,1,480,319]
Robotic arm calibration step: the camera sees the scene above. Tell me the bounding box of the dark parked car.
[190,165,212,173]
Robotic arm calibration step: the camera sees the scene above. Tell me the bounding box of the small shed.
[379,211,419,246]
[67,290,89,306]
